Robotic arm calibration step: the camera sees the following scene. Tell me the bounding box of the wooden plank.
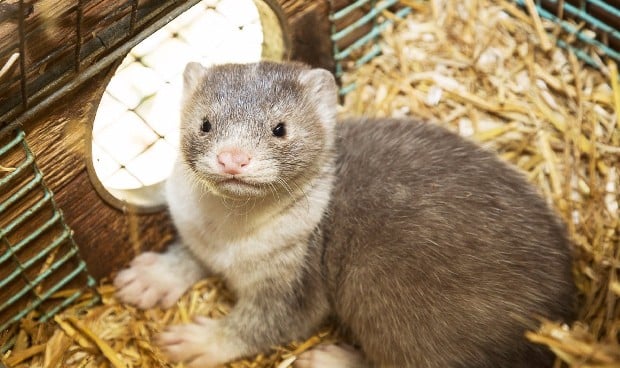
[0,0,203,125]
[20,64,175,280]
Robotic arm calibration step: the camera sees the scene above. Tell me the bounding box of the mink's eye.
[272,122,286,137]
[201,118,211,133]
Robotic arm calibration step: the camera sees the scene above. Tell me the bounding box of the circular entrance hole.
[90,0,287,212]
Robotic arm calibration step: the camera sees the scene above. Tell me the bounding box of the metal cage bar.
[515,0,620,67]
[0,129,99,354]
[330,0,619,97]
[330,0,411,95]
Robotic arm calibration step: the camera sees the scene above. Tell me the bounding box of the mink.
[114,61,575,368]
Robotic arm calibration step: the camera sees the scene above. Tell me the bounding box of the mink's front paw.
[157,317,240,368]
[113,252,192,309]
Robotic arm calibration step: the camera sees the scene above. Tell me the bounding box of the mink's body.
[322,118,574,367]
[114,61,575,368]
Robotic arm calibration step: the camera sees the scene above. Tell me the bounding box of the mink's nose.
[217,149,251,175]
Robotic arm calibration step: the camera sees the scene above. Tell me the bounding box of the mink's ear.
[298,68,338,126]
[182,62,207,97]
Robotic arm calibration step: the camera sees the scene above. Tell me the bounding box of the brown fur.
[323,118,575,367]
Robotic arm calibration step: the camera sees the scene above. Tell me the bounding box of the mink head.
[178,61,338,198]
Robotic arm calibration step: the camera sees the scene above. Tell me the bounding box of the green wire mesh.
[515,0,620,68]
[330,0,619,96]
[0,129,98,355]
[330,0,412,95]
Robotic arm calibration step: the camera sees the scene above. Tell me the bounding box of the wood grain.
[19,63,175,280]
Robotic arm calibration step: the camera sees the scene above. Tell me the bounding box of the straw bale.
[2,0,619,366]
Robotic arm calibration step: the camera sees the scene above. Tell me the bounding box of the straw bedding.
[2,0,619,366]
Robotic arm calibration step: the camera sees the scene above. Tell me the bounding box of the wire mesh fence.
[0,129,98,354]
[91,0,263,197]
[514,0,619,68]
